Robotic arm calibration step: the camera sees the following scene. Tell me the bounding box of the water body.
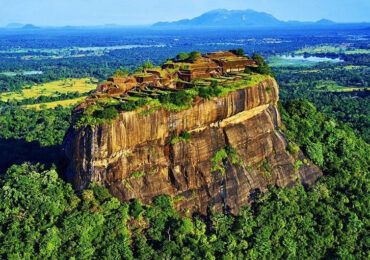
[280,55,343,63]
[0,71,43,77]
[269,55,343,67]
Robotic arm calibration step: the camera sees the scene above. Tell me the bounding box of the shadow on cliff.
[0,138,68,174]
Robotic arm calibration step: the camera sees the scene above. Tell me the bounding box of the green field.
[314,80,367,92]
[0,78,97,102]
[24,96,87,110]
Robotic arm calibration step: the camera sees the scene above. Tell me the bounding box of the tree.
[176,52,190,61]
[113,69,129,77]
[143,61,154,70]
[252,53,265,66]
[230,48,245,56]
[187,51,202,62]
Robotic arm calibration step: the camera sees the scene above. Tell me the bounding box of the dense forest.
[275,62,369,142]
[0,27,368,258]
[0,100,368,259]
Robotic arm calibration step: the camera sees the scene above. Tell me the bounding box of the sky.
[0,0,369,26]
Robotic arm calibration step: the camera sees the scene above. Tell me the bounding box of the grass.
[287,142,299,159]
[130,171,147,178]
[0,78,97,102]
[171,131,192,144]
[24,96,87,110]
[315,80,365,92]
[211,146,243,175]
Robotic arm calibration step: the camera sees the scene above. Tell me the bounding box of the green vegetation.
[130,171,147,178]
[114,69,130,77]
[287,142,299,158]
[0,164,133,259]
[262,159,272,176]
[198,81,223,99]
[294,160,303,171]
[73,104,119,129]
[229,48,245,56]
[0,104,71,172]
[176,52,190,61]
[211,148,228,175]
[275,61,369,142]
[134,61,154,73]
[171,131,192,144]
[175,51,201,62]
[252,53,274,76]
[187,51,202,62]
[211,146,242,175]
[0,78,97,102]
[24,96,87,110]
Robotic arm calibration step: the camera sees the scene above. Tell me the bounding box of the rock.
[63,78,322,215]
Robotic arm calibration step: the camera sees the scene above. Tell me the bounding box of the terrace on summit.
[95,51,257,97]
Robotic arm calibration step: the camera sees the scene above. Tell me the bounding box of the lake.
[0,71,44,76]
[268,55,343,67]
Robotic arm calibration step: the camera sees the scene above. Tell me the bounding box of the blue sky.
[0,0,369,26]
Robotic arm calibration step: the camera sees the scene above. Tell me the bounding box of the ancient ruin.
[97,51,256,94]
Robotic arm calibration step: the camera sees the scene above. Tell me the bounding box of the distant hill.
[6,23,25,28]
[316,19,335,25]
[153,9,337,29]
[22,24,40,30]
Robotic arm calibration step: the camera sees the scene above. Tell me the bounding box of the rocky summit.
[63,51,322,216]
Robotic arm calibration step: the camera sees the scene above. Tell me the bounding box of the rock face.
[63,78,322,215]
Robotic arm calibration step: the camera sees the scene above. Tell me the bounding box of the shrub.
[171,131,192,144]
[143,61,154,70]
[211,149,228,175]
[287,142,299,158]
[244,67,253,74]
[129,199,144,219]
[179,65,190,70]
[255,64,273,76]
[294,160,303,171]
[187,51,202,62]
[95,106,119,120]
[252,53,265,66]
[120,100,137,111]
[176,52,190,61]
[114,69,129,77]
[171,90,192,106]
[225,146,240,165]
[130,171,146,178]
[136,98,150,107]
[262,159,272,176]
[230,48,245,56]
[198,86,222,100]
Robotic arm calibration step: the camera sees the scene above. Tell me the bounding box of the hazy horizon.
[0,0,369,27]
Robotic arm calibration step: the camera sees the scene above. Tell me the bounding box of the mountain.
[22,24,40,30]
[153,9,336,29]
[6,23,24,28]
[316,19,335,25]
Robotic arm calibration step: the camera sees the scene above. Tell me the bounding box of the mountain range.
[153,9,337,29]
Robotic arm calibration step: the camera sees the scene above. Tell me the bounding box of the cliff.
[63,77,322,215]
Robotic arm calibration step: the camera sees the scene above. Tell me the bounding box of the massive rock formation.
[63,77,322,215]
